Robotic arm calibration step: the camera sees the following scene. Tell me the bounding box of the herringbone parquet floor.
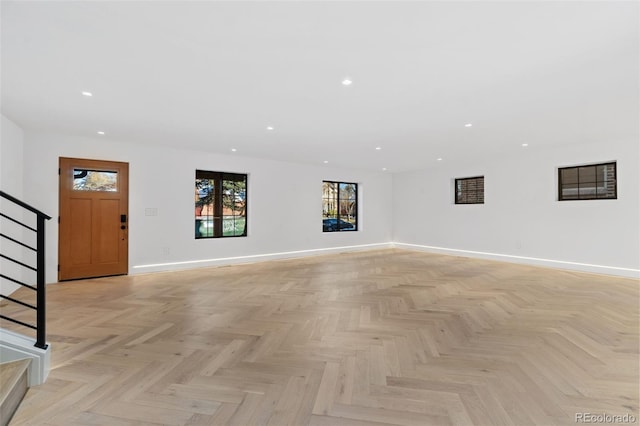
[2,249,638,425]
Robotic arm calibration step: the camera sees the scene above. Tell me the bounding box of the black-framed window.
[455,176,484,204]
[322,181,358,232]
[558,162,616,201]
[195,170,247,238]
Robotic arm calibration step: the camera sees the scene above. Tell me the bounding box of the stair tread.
[0,358,30,406]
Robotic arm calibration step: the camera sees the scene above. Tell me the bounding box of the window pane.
[223,216,245,236]
[222,217,233,236]
[73,169,117,191]
[322,182,338,218]
[339,219,356,231]
[195,177,215,238]
[605,179,616,198]
[323,217,337,232]
[578,166,596,184]
[347,200,357,216]
[455,177,484,204]
[323,181,358,232]
[340,199,355,216]
[596,185,609,198]
[559,163,616,200]
[222,193,234,214]
[561,184,579,199]
[343,217,357,227]
[477,185,485,203]
[601,164,616,198]
[223,177,246,236]
[602,164,615,179]
[197,218,215,237]
[578,183,597,198]
[340,183,357,201]
[560,168,578,185]
[196,171,247,238]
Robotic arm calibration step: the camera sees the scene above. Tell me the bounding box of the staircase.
[0,190,52,423]
[0,359,30,426]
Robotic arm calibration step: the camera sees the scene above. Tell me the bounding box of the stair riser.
[0,359,30,426]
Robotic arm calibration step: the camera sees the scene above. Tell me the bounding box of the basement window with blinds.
[195,170,247,238]
[558,162,617,201]
[455,176,485,204]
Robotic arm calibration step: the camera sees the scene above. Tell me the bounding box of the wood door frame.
[58,157,129,281]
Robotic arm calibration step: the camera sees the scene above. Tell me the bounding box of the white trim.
[132,242,392,273]
[132,241,639,279]
[0,329,51,386]
[392,242,640,279]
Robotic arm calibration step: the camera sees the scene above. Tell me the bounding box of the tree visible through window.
[195,170,247,238]
[73,169,117,192]
[455,176,484,204]
[322,181,357,232]
[558,162,616,200]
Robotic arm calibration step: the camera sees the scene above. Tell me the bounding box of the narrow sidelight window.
[558,162,616,201]
[322,181,358,232]
[455,176,484,204]
[195,170,247,238]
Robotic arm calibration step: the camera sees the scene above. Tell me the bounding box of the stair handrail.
[0,191,51,220]
[0,190,51,349]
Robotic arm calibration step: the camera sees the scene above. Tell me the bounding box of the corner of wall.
[1,114,26,295]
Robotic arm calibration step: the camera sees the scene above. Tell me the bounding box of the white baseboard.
[131,241,638,279]
[392,242,640,279]
[132,242,393,274]
[0,328,51,386]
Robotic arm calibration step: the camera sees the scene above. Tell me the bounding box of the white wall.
[1,115,24,195]
[23,131,393,282]
[0,114,32,295]
[392,140,640,277]
[16,128,638,282]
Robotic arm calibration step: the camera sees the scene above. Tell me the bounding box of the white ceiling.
[1,1,638,172]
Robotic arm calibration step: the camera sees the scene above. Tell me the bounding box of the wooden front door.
[59,157,129,281]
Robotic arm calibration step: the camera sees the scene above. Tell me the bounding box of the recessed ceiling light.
[342,79,353,86]
[266,126,274,131]
[231,148,237,152]
[375,147,382,150]
[97,131,105,135]
[437,158,443,161]
[323,160,329,164]
[82,91,93,97]
[522,143,529,147]
[464,123,473,128]
[382,167,387,171]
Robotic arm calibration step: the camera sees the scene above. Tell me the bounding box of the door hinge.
[57,264,60,271]
[58,216,60,223]
[58,168,61,175]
